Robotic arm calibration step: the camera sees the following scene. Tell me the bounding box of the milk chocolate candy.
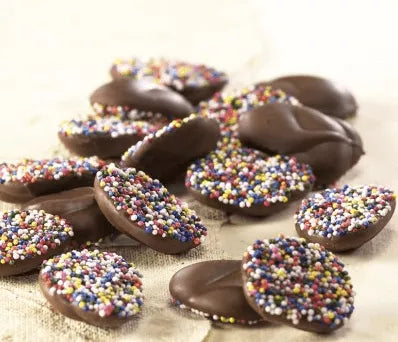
[0,157,105,203]
[238,103,364,187]
[39,249,143,327]
[294,185,396,251]
[90,78,194,120]
[242,236,355,333]
[261,75,357,119]
[24,187,115,246]
[94,164,207,254]
[186,147,315,216]
[122,114,220,182]
[110,58,228,105]
[169,260,261,325]
[0,210,74,276]
[58,117,157,159]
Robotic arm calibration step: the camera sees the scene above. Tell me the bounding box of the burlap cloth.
[0,185,228,342]
[2,1,398,341]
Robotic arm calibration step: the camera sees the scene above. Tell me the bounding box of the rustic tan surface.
[1,1,398,341]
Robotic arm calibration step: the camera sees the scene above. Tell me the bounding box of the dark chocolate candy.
[0,210,73,276]
[0,157,105,203]
[58,118,157,159]
[122,114,220,182]
[110,58,228,105]
[90,79,194,120]
[242,236,355,333]
[39,249,143,327]
[294,185,396,251]
[169,260,261,325]
[24,187,115,246]
[238,103,364,187]
[94,164,207,254]
[260,75,357,119]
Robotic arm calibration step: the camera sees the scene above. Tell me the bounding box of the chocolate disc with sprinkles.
[90,78,194,120]
[0,156,105,203]
[294,185,396,251]
[0,210,74,276]
[169,260,261,325]
[58,117,157,159]
[39,249,143,327]
[24,187,116,247]
[242,236,355,333]
[110,57,228,105]
[186,148,315,216]
[94,164,207,254]
[121,114,220,182]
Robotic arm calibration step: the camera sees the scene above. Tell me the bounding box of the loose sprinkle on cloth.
[186,148,315,214]
[295,185,396,238]
[242,236,355,332]
[0,210,73,275]
[96,164,207,245]
[58,117,156,138]
[0,156,105,184]
[112,57,227,91]
[40,249,143,322]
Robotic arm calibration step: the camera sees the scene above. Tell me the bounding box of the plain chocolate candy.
[260,75,357,119]
[169,260,261,324]
[238,103,364,186]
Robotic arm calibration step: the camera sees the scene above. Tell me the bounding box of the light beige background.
[1,1,398,341]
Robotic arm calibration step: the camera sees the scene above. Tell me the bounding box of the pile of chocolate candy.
[0,57,395,332]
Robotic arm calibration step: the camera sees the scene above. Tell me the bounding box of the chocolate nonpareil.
[0,210,74,276]
[90,78,194,120]
[58,117,157,159]
[110,57,228,105]
[24,187,115,246]
[122,114,220,182]
[94,164,207,254]
[39,249,144,327]
[186,148,315,216]
[294,185,396,251]
[242,236,355,333]
[170,260,261,325]
[0,157,105,203]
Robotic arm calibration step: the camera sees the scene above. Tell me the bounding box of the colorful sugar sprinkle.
[243,236,355,327]
[0,210,73,265]
[0,157,105,184]
[40,249,143,318]
[295,185,396,238]
[96,164,207,244]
